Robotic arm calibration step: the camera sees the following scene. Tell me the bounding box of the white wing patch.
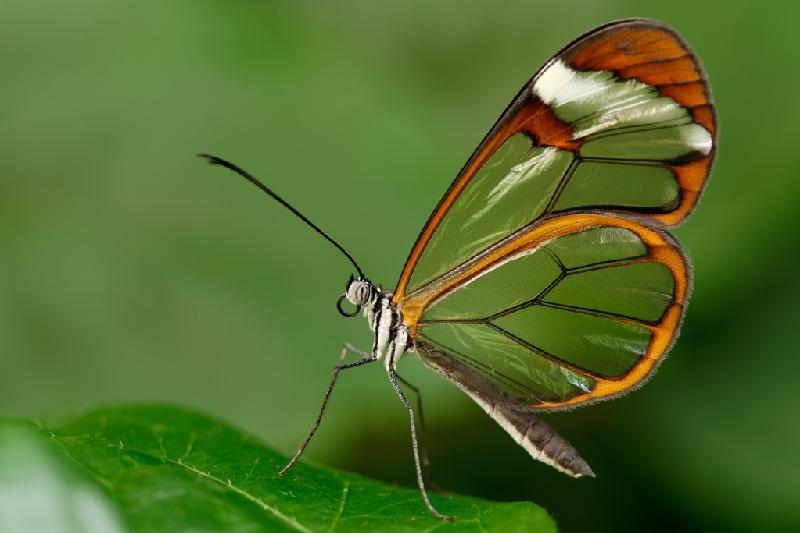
[534,59,609,107]
[533,59,711,157]
[682,122,714,155]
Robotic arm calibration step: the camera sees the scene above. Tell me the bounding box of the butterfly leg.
[340,342,371,360]
[394,374,430,468]
[279,343,376,476]
[388,368,453,521]
[394,373,446,493]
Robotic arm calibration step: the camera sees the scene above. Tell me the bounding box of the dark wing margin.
[414,339,594,477]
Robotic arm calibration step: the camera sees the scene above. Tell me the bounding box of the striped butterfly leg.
[394,372,445,493]
[279,343,377,476]
[388,366,454,521]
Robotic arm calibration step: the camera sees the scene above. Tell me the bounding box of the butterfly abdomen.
[415,339,594,477]
[484,402,595,478]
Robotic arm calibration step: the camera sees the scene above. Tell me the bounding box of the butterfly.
[202,18,716,521]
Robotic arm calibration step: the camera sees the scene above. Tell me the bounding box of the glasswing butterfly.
[202,18,716,520]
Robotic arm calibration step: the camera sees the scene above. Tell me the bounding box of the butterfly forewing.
[394,19,715,301]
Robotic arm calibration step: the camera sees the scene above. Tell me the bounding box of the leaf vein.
[171,458,312,533]
[326,478,349,532]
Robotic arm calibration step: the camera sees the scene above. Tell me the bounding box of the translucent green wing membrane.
[400,214,689,409]
[394,20,716,300]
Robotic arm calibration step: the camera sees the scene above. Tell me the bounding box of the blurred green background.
[1,0,798,531]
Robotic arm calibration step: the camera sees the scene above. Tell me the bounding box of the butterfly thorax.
[344,278,409,370]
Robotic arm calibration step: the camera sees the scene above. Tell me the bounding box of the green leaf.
[0,405,556,533]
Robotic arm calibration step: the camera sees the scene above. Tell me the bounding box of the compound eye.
[356,284,369,304]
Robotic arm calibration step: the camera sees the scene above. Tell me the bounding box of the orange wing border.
[399,212,691,410]
[393,19,715,302]
[564,20,718,226]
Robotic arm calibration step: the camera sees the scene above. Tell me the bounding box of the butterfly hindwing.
[394,19,715,301]
[403,213,689,410]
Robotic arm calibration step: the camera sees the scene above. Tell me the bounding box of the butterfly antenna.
[199,154,365,279]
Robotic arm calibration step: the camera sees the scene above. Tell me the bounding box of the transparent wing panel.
[579,124,711,161]
[543,262,674,322]
[424,248,561,321]
[421,322,595,403]
[544,226,646,268]
[554,162,679,212]
[492,306,652,377]
[409,135,573,291]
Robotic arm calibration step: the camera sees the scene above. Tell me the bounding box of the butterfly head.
[337,275,375,317]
